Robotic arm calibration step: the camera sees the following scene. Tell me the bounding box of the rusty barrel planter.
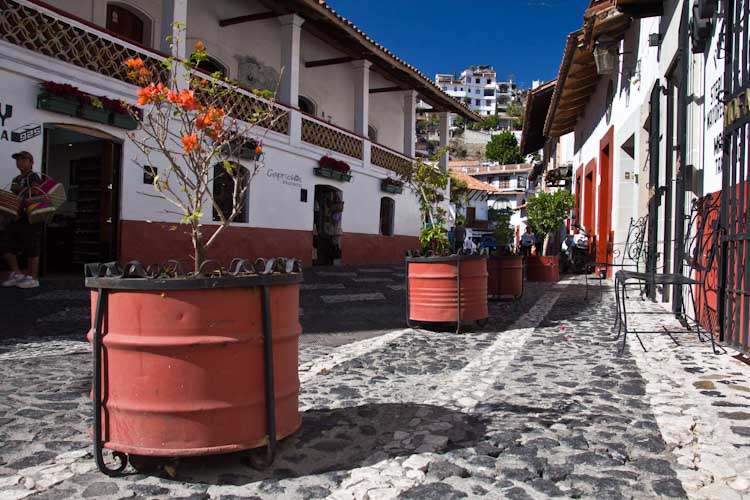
[526,255,560,282]
[84,262,302,475]
[487,255,524,300]
[406,254,488,332]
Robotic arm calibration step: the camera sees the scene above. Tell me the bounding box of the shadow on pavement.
[122,403,487,486]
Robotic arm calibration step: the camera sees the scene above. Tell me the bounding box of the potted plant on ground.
[315,155,352,182]
[487,207,523,299]
[397,151,488,332]
[85,36,300,476]
[524,190,575,281]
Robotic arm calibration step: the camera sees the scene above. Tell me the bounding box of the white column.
[438,111,451,171]
[352,60,372,137]
[278,14,305,107]
[160,0,188,59]
[402,90,417,158]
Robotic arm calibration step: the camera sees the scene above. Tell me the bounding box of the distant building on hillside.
[435,66,521,117]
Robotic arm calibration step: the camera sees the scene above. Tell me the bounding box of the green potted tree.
[397,152,488,332]
[84,37,301,475]
[524,190,575,281]
[487,208,523,299]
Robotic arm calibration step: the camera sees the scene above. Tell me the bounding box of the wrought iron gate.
[720,0,750,352]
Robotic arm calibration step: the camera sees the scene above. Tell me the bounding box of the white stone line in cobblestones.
[320,293,385,304]
[0,450,95,500]
[387,285,406,291]
[298,329,411,384]
[0,340,89,361]
[424,290,562,411]
[319,289,564,499]
[628,297,750,500]
[299,283,346,291]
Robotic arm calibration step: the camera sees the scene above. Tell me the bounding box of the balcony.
[0,0,420,172]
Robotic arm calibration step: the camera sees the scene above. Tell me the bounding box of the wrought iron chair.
[585,216,648,301]
[614,194,725,354]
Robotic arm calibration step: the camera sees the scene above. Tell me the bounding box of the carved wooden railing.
[0,0,170,84]
[371,144,412,172]
[301,116,363,160]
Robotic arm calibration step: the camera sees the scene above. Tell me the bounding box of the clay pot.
[86,274,302,457]
[487,255,524,299]
[406,255,488,329]
[526,255,560,282]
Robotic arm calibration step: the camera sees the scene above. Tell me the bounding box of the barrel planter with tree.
[524,190,575,282]
[397,152,488,332]
[487,208,523,299]
[86,41,302,475]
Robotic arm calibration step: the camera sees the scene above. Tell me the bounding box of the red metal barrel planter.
[85,264,302,474]
[526,256,560,282]
[487,255,524,299]
[406,255,488,331]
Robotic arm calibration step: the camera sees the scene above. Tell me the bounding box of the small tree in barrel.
[525,190,575,256]
[396,150,450,254]
[123,33,281,272]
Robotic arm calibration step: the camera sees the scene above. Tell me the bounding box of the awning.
[520,79,556,155]
[544,1,632,137]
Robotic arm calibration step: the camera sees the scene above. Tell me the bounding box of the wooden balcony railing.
[301,116,363,160]
[1,0,170,84]
[371,144,411,172]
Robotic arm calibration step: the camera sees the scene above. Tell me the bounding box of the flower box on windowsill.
[37,92,79,116]
[221,140,261,161]
[314,167,352,182]
[110,113,138,130]
[78,105,110,124]
[381,182,403,194]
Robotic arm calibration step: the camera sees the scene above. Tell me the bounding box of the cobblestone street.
[1,272,749,500]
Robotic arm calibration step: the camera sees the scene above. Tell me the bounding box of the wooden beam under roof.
[305,56,356,68]
[369,86,403,94]
[219,12,278,27]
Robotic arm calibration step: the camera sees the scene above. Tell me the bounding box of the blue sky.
[326,0,590,88]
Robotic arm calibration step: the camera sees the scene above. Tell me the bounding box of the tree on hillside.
[506,101,524,130]
[486,131,522,164]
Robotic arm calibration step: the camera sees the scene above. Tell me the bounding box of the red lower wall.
[119,220,418,268]
[341,233,419,265]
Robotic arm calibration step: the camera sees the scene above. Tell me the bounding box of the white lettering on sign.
[266,169,302,188]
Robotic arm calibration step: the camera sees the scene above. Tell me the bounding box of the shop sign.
[724,88,750,128]
[0,101,41,143]
[267,169,302,188]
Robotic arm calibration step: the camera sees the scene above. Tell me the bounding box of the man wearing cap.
[1,151,42,288]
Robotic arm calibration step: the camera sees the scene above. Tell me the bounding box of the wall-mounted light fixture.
[593,40,619,75]
[648,33,661,47]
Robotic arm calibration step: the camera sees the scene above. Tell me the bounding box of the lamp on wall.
[593,40,619,75]
[648,33,661,47]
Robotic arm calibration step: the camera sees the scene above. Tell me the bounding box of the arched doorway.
[41,124,122,273]
[313,185,343,265]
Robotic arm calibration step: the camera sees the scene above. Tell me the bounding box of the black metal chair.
[614,194,725,354]
[585,215,648,301]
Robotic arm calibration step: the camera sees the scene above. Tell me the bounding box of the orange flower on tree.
[167,89,199,111]
[137,82,167,106]
[255,144,263,154]
[194,40,205,53]
[181,134,199,153]
[124,57,153,84]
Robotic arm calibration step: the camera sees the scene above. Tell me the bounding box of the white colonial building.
[0,0,477,272]
[435,67,520,117]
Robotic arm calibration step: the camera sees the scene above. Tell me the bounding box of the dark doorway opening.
[313,185,343,265]
[42,125,121,274]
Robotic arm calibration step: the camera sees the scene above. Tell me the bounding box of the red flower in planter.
[382,177,403,187]
[319,156,350,174]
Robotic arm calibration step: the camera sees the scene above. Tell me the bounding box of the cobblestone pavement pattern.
[0,274,749,499]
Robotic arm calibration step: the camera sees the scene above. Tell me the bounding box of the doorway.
[313,185,343,265]
[597,128,614,273]
[42,125,121,274]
